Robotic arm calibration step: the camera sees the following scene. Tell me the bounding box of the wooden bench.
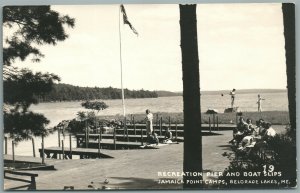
[4,170,38,190]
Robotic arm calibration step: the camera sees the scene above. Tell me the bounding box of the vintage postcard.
[2,3,296,190]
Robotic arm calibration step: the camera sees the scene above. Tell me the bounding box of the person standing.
[145,109,153,142]
[229,88,236,108]
[257,94,265,112]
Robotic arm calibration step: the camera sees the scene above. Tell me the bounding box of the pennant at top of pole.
[120,4,139,36]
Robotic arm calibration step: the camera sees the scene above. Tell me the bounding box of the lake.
[5,92,288,157]
[30,92,288,128]
[5,131,77,158]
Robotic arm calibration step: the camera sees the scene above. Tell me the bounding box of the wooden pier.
[76,131,220,144]
[34,119,232,160]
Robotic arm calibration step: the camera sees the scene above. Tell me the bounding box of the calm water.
[4,92,288,157]
[30,92,288,128]
[5,131,77,158]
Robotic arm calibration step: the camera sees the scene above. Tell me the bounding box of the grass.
[98,111,290,125]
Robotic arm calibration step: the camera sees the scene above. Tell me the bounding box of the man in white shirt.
[265,122,276,137]
[145,109,153,141]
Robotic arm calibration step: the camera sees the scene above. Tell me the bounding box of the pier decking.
[4,130,234,190]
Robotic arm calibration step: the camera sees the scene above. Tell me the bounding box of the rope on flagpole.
[119,5,126,117]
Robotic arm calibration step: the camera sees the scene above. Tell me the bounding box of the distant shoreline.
[36,89,287,103]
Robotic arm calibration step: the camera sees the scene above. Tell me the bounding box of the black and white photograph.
[2,2,296,190]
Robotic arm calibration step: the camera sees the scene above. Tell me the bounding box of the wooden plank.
[4,170,38,177]
[4,176,32,184]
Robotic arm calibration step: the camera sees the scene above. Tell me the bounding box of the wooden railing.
[4,170,38,190]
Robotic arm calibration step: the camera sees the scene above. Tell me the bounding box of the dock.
[34,121,233,161]
[76,131,221,143]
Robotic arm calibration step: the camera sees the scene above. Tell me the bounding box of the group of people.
[230,117,277,153]
[145,109,173,145]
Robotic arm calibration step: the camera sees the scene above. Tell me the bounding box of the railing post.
[98,134,101,158]
[175,122,178,140]
[12,140,15,164]
[4,137,7,155]
[113,127,116,150]
[217,116,219,131]
[85,121,88,148]
[58,128,61,159]
[32,138,36,157]
[69,134,72,159]
[87,121,90,145]
[123,119,126,137]
[133,116,136,136]
[62,140,65,159]
[125,117,129,142]
[41,135,45,164]
[141,125,144,146]
[213,114,216,130]
[168,116,171,136]
[160,117,162,136]
[209,116,211,132]
[156,114,159,132]
[100,124,102,140]
[30,176,36,190]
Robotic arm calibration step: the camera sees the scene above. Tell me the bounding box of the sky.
[4,3,287,92]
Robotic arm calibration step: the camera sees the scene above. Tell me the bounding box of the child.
[230,88,236,108]
[163,127,173,143]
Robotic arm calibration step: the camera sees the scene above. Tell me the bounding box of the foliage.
[267,133,297,186]
[3,6,75,141]
[67,114,123,134]
[38,83,158,101]
[68,119,86,133]
[70,111,98,133]
[4,68,60,112]
[219,133,296,188]
[3,6,75,65]
[81,101,108,113]
[4,111,49,142]
[76,111,88,121]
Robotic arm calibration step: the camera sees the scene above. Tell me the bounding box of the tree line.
[38,83,158,102]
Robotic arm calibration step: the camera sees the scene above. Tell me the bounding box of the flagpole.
[119,5,126,117]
